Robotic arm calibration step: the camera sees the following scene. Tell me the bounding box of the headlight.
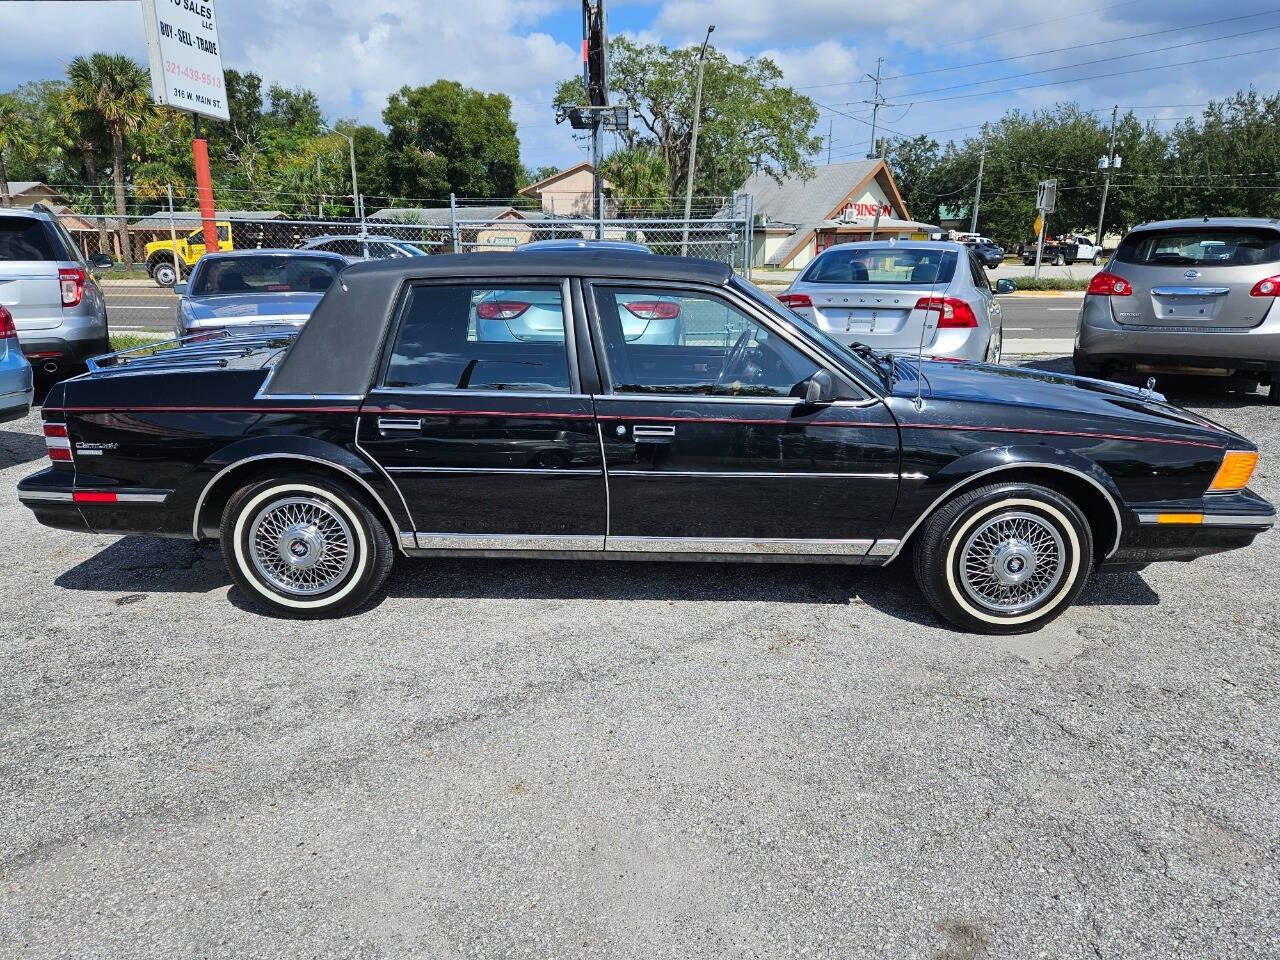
[1209,450,1259,492]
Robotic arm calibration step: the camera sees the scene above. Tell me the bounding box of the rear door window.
[1115,228,1280,267]
[802,247,958,285]
[385,283,570,392]
[0,218,59,261]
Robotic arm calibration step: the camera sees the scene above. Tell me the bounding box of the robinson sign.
[140,0,229,121]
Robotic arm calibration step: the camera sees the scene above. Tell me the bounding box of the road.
[103,282,1083,347]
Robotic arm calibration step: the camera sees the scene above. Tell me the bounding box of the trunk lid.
[806,286,938,350]
[0,262,64,330]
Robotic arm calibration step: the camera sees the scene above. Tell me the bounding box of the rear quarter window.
[0,218,60,261]
[1115,228,1280,267]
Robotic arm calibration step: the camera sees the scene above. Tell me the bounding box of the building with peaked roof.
[517,162,613,217]
[741,159,939,270]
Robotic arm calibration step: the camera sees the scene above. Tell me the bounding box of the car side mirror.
[174,283,187,296]
[804,369,837,405]
[995,278,1016,295]
[89,253,113,269]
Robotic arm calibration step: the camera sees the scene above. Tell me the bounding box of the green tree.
[598,145,669,211]
[0,93,34,207]
[886,134,941,223]
[383,80,521,200]
[67,53,152,262]
[555,37,821,199]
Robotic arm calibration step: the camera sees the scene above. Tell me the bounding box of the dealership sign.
[140,0,229,121]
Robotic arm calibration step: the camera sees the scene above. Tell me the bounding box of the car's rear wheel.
[1052,253,1065,266]
[913,482,1093,634]
[220,473,394,618]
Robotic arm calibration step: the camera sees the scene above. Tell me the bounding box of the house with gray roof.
[741,159,938,269]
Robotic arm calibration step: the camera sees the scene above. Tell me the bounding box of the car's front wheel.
[913,482,1093,634]
[220,473,394,618]
[1092,252,1103,266]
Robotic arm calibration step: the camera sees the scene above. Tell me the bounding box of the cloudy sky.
[3,0,1280,171]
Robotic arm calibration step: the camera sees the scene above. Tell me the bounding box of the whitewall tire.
[220,473,393,618]
[913,482,1093,634]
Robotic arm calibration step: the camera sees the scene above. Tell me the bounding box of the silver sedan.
[778,241,1014,362]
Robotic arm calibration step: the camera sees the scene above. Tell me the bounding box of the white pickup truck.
[1068,235,1104,266]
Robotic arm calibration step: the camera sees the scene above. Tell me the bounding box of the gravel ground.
[1,358,1277,959]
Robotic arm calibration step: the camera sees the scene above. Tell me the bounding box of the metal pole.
[970,141,986,234]
[867,57,883,158]
[746,193,754,281]
[827,119,832,165]
[449,193,459,253]
[1034,215,1046,280]
[728,189,739,271]
[1096,105,1118,252]
[681,25,714,256]
[166,184,180,288]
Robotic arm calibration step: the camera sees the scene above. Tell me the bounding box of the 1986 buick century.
[17,252,1275,632]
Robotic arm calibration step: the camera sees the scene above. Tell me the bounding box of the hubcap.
[959,510,1065,615]
[249,495,353,596]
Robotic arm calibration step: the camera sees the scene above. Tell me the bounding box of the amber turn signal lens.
[1209,451,1259,492]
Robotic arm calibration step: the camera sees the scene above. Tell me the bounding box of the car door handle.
[376,417,423,432]
[633,424,676,441]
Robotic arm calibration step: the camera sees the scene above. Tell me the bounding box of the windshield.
[191,255,340,296]
[801,247,958,285]
[729,276,884,388]
[1115,228,1280,267]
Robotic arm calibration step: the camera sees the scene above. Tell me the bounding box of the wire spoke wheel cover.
[248,495,354,596]
[957,509,1065,616]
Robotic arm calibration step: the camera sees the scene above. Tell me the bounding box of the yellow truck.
[143,221,233,287]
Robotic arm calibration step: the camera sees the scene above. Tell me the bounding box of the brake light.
[1250,275,1280,297]
[0,305,14,339]
[1086,272,1132,296]
[475,300,531,320]
[777,293,813,310]
[43,422,71,462]
[622,300,681,320]
[59,267,86,307]
[1209,450,1259,491]
[915,296,978,328]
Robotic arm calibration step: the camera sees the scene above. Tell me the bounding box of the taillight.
[59,267,86,307]
[0,304,14,339]
[1250,275,1280,297]
[915,296,978,328]
[777,293,813,310]
[43,422,71,462]
[622,300,680,320]
[73,491,117,504]
[1086,272,1132,297]
[475,300,530,320]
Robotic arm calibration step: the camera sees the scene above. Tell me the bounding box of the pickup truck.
[144,219,279,287]
[1020,236,1079,267]
[1066,235,1104,266]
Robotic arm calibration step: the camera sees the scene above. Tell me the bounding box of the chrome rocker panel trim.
[1137,513,1274,527]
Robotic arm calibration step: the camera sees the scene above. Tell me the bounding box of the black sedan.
[17,252,1274,633]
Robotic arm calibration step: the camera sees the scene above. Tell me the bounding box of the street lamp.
[322,125,362,228]
[681,24,715,257]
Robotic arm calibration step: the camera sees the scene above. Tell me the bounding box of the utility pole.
[827,119,833,165]
[681,23,715,256]
[865,57,886,158]
[1096,105,1118,248]
[970,140,986,235]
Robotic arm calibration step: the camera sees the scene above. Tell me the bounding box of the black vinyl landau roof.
[265,251,732,397]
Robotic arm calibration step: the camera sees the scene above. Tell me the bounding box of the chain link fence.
[45,189,754,334]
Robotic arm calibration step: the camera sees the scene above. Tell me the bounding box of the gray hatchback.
[0,205,109,380]
[1075,218,1280,399]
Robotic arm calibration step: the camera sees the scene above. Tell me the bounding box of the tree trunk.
[0,152,10,208]
[83,145,110,258]
[110,126,131,265]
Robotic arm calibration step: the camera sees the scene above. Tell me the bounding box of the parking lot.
[1,355,1277,958]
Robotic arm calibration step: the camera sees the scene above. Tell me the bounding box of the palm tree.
[38,85,111,255]
[68,54,152,264]
[598,146,670,214]
[0,93,34,208]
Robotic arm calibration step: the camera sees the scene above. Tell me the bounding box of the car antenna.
[914,242,942,411]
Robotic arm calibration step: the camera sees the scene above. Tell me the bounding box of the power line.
[796,9,1280,90]
[887,22,1280,101]
[901,43,1280,105]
